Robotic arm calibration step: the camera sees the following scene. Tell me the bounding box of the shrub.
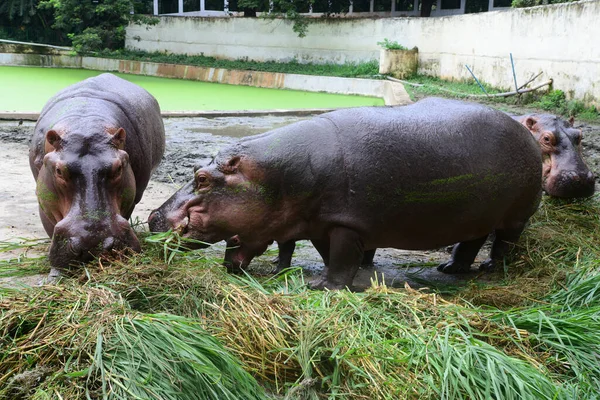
[539,90,567,112]
[377,38,408,50]
[69,28,103,53]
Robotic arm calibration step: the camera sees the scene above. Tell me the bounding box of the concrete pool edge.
[0,52,411,109]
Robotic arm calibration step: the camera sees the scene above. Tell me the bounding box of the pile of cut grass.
[1,195,600,399]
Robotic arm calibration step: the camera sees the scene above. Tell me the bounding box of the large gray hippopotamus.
[149,98,542,290]
[222,112,596,273]
[30,73,165,273]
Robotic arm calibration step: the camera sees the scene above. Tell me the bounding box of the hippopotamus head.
[149,155,274,251]
[34,124,139,269]
[516,114,595,198]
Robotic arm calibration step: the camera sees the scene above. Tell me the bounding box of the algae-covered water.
[0,66,384,112]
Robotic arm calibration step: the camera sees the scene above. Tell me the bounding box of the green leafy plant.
[377,38,408,50]
[512,0,580,7]
[38,0,158,52]
[539,89,567,111]
[68,27,103,53]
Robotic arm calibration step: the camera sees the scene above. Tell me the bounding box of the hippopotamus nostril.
[549,169,596,198]
[148,210,164,232]
[67,237,83,257]
[567,171,579,180]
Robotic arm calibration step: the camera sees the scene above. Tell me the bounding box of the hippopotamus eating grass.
[231,113,595,272]
[514,114,595,198]
[30,73,165,274]
[149,98,542,290]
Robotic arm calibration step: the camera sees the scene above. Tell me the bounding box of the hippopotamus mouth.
[49,231,140,272]
[157,212,211,250]
[544,170,596,198]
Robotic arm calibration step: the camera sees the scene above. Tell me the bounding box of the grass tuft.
[96,313,266,400]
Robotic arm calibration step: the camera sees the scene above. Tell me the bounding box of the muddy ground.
[2,107,599,290]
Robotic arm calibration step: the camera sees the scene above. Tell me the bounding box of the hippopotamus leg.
[309,227,365,290]
[437,235,488,273]
[479,224,526,271]
[273,240,296,272]
[361,249,376,268]
[275,241,375,273]
[439,207,532,274]
[223,236,245,274]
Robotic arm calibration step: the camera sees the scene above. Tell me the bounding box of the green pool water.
[0,66,384,112]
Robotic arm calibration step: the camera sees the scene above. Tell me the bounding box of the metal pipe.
[465,65,488,95]
[518,71,543,91]
[510,53,519,93]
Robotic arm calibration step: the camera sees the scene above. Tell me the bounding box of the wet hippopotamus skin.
[224,113,596,272]
[513,114,595,198]
[149,98,542,290]
[30,73,165,273]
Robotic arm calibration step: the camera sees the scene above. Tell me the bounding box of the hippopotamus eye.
[541,133,556,146]
[195,172,211,189]
[55,167,66,179]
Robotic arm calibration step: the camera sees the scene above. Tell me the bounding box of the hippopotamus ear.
[110,128,127,150]
[522,116,539,133]
[222,156,241,174]
[45,130,62,151]
[569,116,575,126]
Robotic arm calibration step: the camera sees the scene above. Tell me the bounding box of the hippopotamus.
[513,114,595,198]
[149,98,542,290]
[29,73,165,273]
[230,113,594,272]
[222,112,595,272]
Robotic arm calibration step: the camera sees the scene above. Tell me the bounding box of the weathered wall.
[126,0,600,105]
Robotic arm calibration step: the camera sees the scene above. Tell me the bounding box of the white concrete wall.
[127,0,600,105]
